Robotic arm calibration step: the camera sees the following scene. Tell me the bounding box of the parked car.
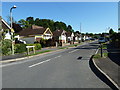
[90,38,95,40]
[15,38,26,44]
[98,37,105,44]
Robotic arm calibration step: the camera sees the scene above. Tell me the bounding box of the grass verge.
[93,52,108,59]
[27,50,52,56]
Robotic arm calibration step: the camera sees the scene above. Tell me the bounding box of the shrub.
[2,39,12,55]
[40,39,47,47]
[34,43,42,50]
[15,44,27,53]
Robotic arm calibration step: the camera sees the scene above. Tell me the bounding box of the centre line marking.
[54,55,61,59]
[29,59,51,68]
[29,55,61,68]
[68,49,78,53]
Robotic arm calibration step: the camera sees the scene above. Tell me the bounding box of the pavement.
[1,41,111,88]
[2,42,74,61]
[1,42,87,62]
[93,43,120,90]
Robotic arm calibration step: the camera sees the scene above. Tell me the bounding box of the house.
[1,17,14,40]
[75,33,81,41]
[17,25,53,44]
[66,31,74,43]
[53,30,67,43]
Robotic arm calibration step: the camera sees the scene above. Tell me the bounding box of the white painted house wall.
[44,34,52,39]
[59,35,66,43]
[4,31,11,39]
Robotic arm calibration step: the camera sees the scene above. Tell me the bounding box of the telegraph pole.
[80,23,82,42]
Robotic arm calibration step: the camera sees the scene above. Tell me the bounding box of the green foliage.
[18,19,31,29]
[15,44,27,53]
[109,28,114,35]
[93,35,99,39]
[34,43,42,50]
[18,17,74,32]
[1,29,9,39]
[27,50,52,56]
[26,17,34,25]
[40,39,47,47]
[2,39,12,55]
[93,54,101,59]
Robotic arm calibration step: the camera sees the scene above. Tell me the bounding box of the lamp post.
[10,5,17,55]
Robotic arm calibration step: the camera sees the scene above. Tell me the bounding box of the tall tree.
[18,19,30,29]
[109,28,114,35]
[67,25,73,32]
[34,18,40,26]
[26,17,34,25]
[75,31,81,34]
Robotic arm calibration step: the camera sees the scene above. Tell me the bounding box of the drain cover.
[77,57,82,60]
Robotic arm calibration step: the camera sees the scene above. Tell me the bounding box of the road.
[1,42,110,88]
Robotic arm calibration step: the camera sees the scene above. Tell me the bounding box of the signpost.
[100,43,103,57]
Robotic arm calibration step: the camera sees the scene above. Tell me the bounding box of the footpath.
[1,41,90,63]
[93,43,120,89]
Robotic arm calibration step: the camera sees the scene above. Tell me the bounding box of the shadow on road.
[89,56,118,90]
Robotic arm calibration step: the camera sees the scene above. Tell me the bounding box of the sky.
[2,2,118,33]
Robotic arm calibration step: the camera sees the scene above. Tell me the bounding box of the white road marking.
[29,55,61,68]
[54,55,61,59]
[29,59,51,68]
[68,49,79,53]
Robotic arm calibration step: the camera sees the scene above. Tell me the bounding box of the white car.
[98,37,105,44]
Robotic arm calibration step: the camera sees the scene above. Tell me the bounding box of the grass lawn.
[93,52,108,59]
[27,50,53,56]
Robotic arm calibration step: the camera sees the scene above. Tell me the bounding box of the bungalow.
[1,17,14,40]
[53,30,67,43]
[18,25,53,44]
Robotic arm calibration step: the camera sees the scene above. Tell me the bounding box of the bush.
[46,39,55,47]
[34,43,42,50]
[40,39,47,47]
[2,39,12,55]
[15,44,27,53]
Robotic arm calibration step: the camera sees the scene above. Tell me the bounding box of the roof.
[1,18,12,30]
[53,30,65,37]
[75,33,80,37]
[18,25,47,36]
[66,31,72,37]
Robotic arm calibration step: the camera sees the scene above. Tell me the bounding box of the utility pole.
[80,23,82,42]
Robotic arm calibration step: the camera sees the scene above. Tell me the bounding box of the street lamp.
[10,5,17,55]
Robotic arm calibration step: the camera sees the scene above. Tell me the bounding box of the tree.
[118,28,120,33]
[75,31,81,34]
[67,25,73,32]
[89,33,94,37]
[34,18,40,26]
[18,17,74,32]
[26,17,34,25]
[109,28,114,35]
[18,19,31,29]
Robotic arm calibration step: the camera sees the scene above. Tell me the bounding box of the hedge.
[2,39,12,55]
[15,44,27,53]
